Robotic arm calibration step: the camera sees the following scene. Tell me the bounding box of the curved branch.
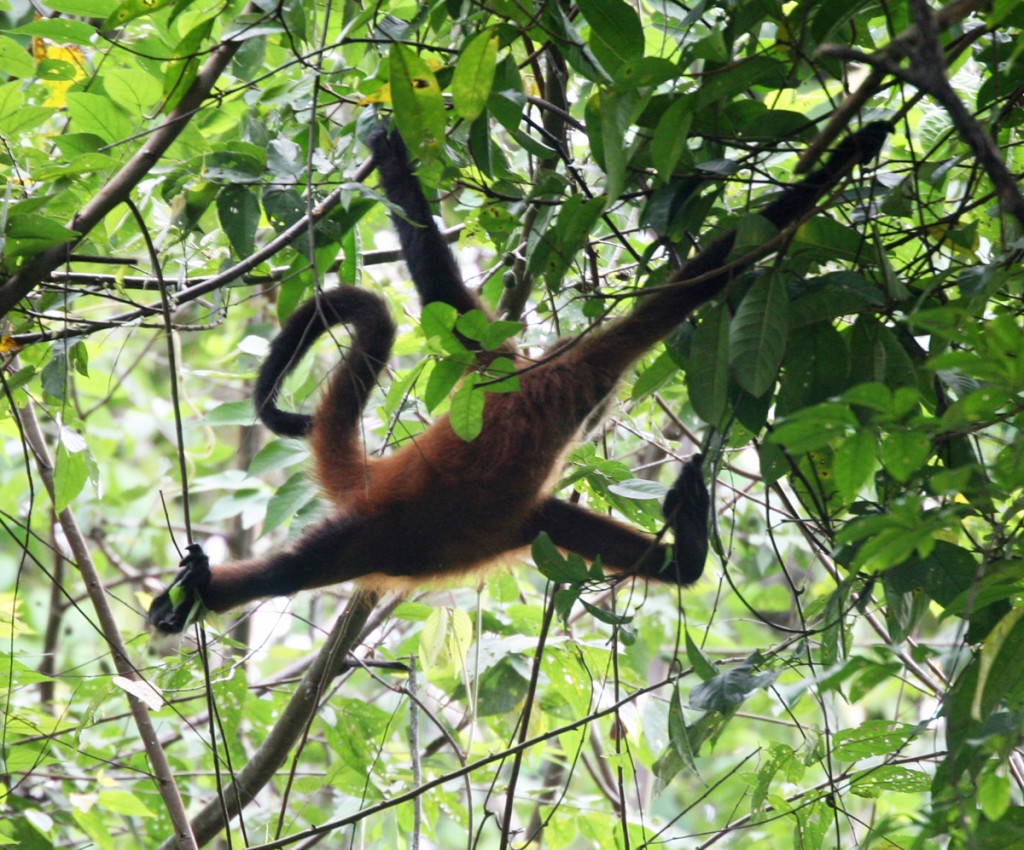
[800,0,990,173]
[0,8,259,319]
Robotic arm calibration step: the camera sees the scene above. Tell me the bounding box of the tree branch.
[17,394,198,850]
[0,9,259,319]
[155,588,381,850]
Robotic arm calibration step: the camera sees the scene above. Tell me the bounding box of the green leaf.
[794,215,875,259]
[527,194,607,288]
[65,92,133,145]
[103,68,163,115]
[0,36,35,78]
[687,303,730,424]
[217,185,261,259]
[390,44,446,154]
[979,772,1012,822]
[580,599,632,625]
[532,532,590,582]
[34,152,118,181]
[5,214,78,258]
[833,429,877,503]
[850,765,930,796]
[420,607,449,669]
[262,186,305,232]
[103,0,176,27]
[651,97,693,181]
[9,18,96,45]
[973,606,1024,719]
[54,439,88,513]
[777,321,849,414]
[249,439,308,475]
[577,0,644,63]
[694,56,786,109]
[480,356,520,393]
[475,660,529,716]
[729,273,788,397]
[613,57,680,89]
[667,685,697,770]
[832,720,916,761]
[97,789,156,817]
[758,441,788,485]
[597,88,637,200]
[631,349,678,399]
[204,400,256,426]
[47,0,118,14]
[608,478,666,500]
[449,377,486,440]
[263,472,318,532]
[421,301,467,356]
[424,357,466,412]
[455,310,521,350]
[161,19,215,112]
[394,601,433,621]
[880,430,931,482]
[685,632,717,681]
[0,105,51,136]
[452,31,498,122]
[689,663,779,713]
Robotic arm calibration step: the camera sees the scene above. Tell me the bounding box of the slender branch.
[801,0,990,172]
[17,397,198,850]
[241,664,695,850]
[0,7,259,319]
[9,159,378,347]
[498,585,559,849]
[900,0,1024,228]
[155,588,381,850]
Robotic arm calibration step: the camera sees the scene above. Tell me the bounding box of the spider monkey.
[148,121,890,632]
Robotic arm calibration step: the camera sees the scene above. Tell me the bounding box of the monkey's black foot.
[148,543,211,633]
[662,454,710,585]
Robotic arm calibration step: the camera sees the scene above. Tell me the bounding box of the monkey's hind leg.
[523,454,709,586]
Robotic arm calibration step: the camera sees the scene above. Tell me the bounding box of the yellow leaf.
[33,38,87,108]
[358,84,392,106]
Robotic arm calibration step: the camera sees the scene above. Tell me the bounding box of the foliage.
[1,0,1023,847]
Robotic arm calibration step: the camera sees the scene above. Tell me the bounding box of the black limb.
[148,543,211,634]
[367,127,478,314]
[662,454,709,585]
[760,121,892,230]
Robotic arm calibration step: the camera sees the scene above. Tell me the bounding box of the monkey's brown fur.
[148,123,889,632]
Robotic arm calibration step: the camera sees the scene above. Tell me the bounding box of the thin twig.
[17,397,198,849]
[0,6,263,318]
[155,588,381,850]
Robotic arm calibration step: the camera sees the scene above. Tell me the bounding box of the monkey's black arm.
[577,122,892,378]
[368,128,480,315]
[148,544,212,633]
[524,456,709,585]
[759,121,892,227]
[147,516,374,632]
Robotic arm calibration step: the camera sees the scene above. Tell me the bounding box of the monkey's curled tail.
[253,287,397,438]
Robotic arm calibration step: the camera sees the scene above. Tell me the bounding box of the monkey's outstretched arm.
[148,515,380,633]
[524,456,709,585]
[148,544,212,633]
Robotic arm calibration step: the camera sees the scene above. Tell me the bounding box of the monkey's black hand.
[148,543,211,634]
[662,454,709,585]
